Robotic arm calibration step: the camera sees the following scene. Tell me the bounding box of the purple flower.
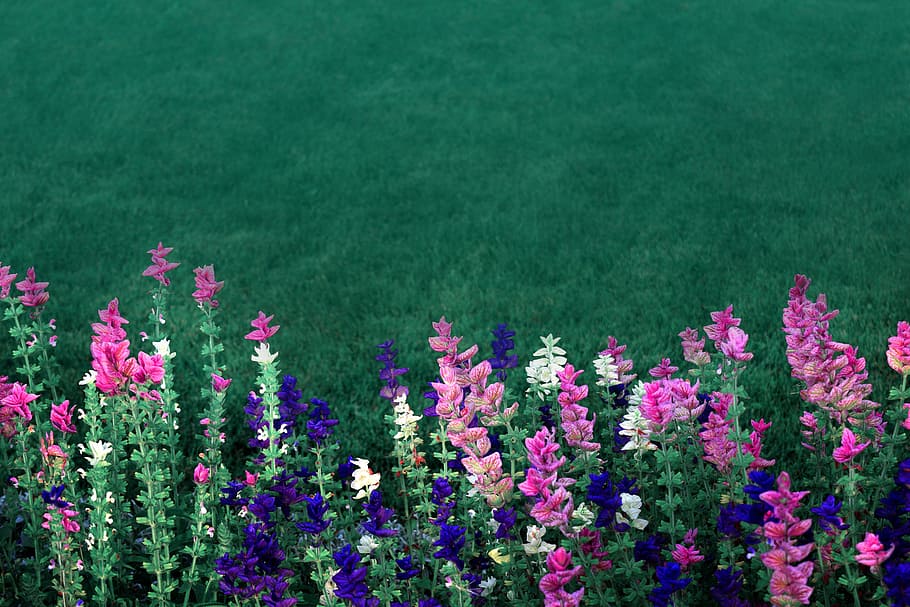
[249,494,277,524]
[587,471,622,529]
[488,323,518,382]
[306,398,338,446]
[634,535,665,566]
[493,507,517,540]
[337,456,356,482]
[332,544,371,603]
[376,340,409,401]
[648,562,691,607]
[245,392,269,450]
[395,555,421,580]
[811,495,849,532]
[423,378,440,417]
[883,562,910,607]
[220,480,249,508]
[711,566,748,607]
[277,375,308,438]
[433,524,466,570]
[362,490,397,538]
[41,484,69,508]
[297,493,331,535]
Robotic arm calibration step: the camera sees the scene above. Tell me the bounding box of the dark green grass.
[1,0,908,471]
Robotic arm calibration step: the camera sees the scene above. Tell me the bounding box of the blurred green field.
[1,0,908,472]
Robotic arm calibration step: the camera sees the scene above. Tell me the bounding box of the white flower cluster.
[522,524,556,555]
[615,492,648,530]
[617,404,657,459]
[351,458,381,500]
[392,392,422,443]
[525,334,568,400]
[593,352,620,387]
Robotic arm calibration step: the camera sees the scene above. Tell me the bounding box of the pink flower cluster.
[0,380,37,438]
[16,267,49,309]
[887,321,910,376]
[855,532,894,572]
[429,317,514,507]
[90,299,164,398]
[599,336,636,385]
[706,305,753,362]
[699,392,737,473]
[50,400,76,434]
[671,528,705,571]
[782,275,879,425]
[519,426,575,530]
[539,547,584,607]
[244,311,279,343]
[640,377,703,433]
[142,242,180,286]
[192,265,224,308]
[556,365,599,453]
[0,263,18,299]
[759,472,814,606]
[679,327,710,366]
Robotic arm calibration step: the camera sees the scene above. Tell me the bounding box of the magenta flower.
[132,351,165,385]
[699,393,736,473]
[671,543,704,571]
[831,428,870,465]
[244,311,280,343]
[91,340,138,395]
[855,532,894,570]
[142,242,180,286]
[50,400,76,434]
[705,305,741,344]
[91,298,129,345]
[648,358,678,379]
[193,463,211,485]
[539,547,584,607]
[16,267,49,308]
[0,264,17,299]
[1,382,37,429]
[719,326,754,362]
[192,265,224,308]
[887,321,910,376]
[640,381,675,432]
[745,418,776,471]
[212,373,232,393]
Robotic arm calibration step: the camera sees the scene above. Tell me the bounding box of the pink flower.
[192,265,224,308]
[556,364,599,453]
[0,264,17,299]
[142,242,180,286]
[759,472,815,606]
[699,398,736,473]
[832,428,870,465]
[211,373,232,393]
[599,337,636,384]
[679,327,711,366]
[244,311,279,343]
[48,335,57,347]
[244,470,259,486]
[719,326,754,362]
[132,351,165,385]
[855,532,894,569]
[648,358,678,379]
[524,427,567,475]
[16,267,49,308]
[91,340,138,395]
[887,321,910,375]
[902,403,910,431]
[640,381,675,432]
[91,299,129,345]
[705,305,741,345]
[50,400,76,433]
[539,547,585,607]
[671,544,704,570]
[193,463,211,485]
[1,382,37,423]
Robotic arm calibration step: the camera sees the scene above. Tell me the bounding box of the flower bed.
[1,245,909,606]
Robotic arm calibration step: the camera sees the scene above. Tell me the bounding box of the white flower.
[526,335,568,399]
[523,525,556,555]
[571,502,596,532]
[85,533,96,551]
[251,343,278,365]
[350,458,381,499]
[626,381,646,407]
[153,338,173,359]
[79,370,97,387]
[85,441,113,467]
[593,353,619,387]
[357,534,380,554]
[616,492,648,530]
[480,577,497,597]
[618,405,657,459]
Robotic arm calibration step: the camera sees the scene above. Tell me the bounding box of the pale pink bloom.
[192,265,224,308]
[193,463,211,485]
[39,432,68,468]
[759,472,815,606]
[142,242,180,286]
[211,373,232,393]
[50,400,76,434]
[719,326,754,362]
[600,337,636,384]
[699,408,736,473]
[745,419,776,471]
[15,267,49,308]
[832,428,870,465]
[855,532,894,569]
[679,327,711,366]
[0,264,17,299]
[48,335,57,347]
[705,305,741,344]
[887,321,910,375]
[244,311,280,343]
[556,365,599,453]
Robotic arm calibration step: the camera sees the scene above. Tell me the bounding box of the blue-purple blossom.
[332,544,372,604]
[493,507,517,540]
[634,535,665,566]
[431,477,456,525]
[376,340,409,401]
[41,484,69,508]
[488,323,518,381]
[276,375,308,438]
[648,562,691,607]
[249,494,277,524]
[395,555,421,580]
[883,562,910,607]
[588,471,623,529]
[220,480,249,508]
[362,489,397,538]
[216,521,295,603]
[245,392,268,450]
[306,397,338,446]
[711,566,748,607]
[433,524,466,570]
[296,493,331,535]
[423,378,441,417]
[811,495,849,532]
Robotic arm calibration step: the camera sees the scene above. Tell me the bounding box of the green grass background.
[1,0,908,470]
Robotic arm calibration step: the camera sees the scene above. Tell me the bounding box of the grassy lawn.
[1,0,908,470]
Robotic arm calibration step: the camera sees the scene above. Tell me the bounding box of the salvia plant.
[1,247,910,607]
